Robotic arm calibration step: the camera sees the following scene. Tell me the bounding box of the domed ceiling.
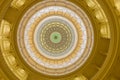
[17,0,94,76]
[0,0,120,80]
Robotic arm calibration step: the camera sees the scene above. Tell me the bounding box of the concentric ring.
[34,16,77,59]
[17,0,94,76]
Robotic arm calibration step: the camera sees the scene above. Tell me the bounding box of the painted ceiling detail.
[17,0,94,76]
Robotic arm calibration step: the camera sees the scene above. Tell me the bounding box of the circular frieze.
[17,0,94,76]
